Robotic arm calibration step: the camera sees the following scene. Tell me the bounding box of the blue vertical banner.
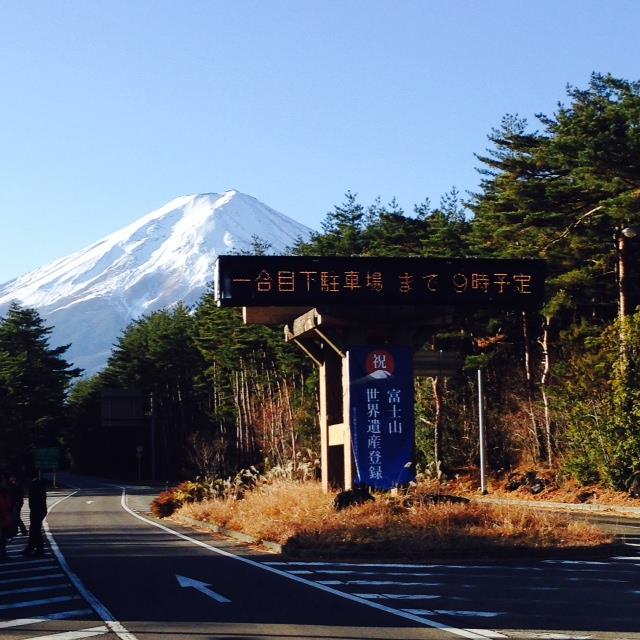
[349,346,415,490]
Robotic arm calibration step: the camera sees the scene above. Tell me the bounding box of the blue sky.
[1,0,639,283]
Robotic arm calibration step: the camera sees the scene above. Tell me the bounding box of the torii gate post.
[282,307,453,492]
[215,255,545,493]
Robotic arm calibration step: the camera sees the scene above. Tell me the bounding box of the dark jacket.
[28,479,47,517]
[8,481,24,509]
[0,488,13,531]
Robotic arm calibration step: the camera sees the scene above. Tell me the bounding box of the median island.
[151,473,614,559]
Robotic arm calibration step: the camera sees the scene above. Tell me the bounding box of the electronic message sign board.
[215,255,545,310]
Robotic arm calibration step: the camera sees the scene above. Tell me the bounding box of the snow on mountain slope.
[0,190,311,375]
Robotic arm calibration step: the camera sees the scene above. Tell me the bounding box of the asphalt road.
[2,478,640,640]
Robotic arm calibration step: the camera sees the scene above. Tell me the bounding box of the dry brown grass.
[177,480,613,557]
[428,468,640,506]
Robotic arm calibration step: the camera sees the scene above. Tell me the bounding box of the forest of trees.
[3,73,640,488]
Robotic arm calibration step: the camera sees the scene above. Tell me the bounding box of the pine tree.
[0,303,81,465]
[293,191,366,256]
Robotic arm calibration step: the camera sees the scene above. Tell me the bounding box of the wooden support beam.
[243,306,312,325]
[292,337,323,367]
[342,351,353,490]
[328,423,346,446]
[313,327,345,358]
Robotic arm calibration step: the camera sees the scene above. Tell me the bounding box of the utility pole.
[150,392,157,482]
[615,225,638,362]
[477,368,488,495]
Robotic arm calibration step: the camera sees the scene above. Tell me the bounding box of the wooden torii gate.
[216,255,546,493]
[280,306,455,492]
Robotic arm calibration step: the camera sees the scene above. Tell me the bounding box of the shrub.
[151,489,182,518]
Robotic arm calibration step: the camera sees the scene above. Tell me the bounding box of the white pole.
[478,368,488,495]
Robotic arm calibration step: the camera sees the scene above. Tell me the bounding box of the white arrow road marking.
[86,501,94,504]
[176,575,231,603]
[0,610,94,629]
[19,626,108,640]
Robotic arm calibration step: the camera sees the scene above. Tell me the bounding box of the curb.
[472,495,640,518]
[173,514,283,553]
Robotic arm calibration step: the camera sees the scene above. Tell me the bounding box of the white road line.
[353,593,441,600]
[463,631,508,639]
[402,609,505,618]
[318,579,441,586]
[506,635,592,639]
[268,561,443,568]
[295,568,439,577]
[270,561,543,572]
[0,595,82,611]
[610,556,640,561]
[542,560,611,565]
[45,492,138,640]
[19,625,108,640]
[0,610,94,629]
[119,489,490,640]
[288,570,314,574]
[0,582,70,596]
[566,577,627,583]
[0,572,65,585]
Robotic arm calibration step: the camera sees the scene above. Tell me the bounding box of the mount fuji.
[0,190,312,376]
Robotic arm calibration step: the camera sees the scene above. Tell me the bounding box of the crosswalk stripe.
[318,579,441,587]
[0,572,65,585]
[0,582,71,596]
[0,595,82,611]
[0,558,54,568]
[354,592,441,600]
[0,565,60,576]
[402,609,505,618]
[18,625,108,640]
[0,610,94,629]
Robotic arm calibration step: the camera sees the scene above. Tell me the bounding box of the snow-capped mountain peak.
[0,190,311,375]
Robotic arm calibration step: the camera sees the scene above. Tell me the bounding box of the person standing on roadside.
[8,474,27,537]
[21,475,48,557]
[0,475,15,561]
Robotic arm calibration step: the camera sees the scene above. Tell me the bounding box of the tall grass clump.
[176,478,612,556]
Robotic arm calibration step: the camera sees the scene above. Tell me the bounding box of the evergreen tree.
[102,304,207,477]
[0,303,80,465]
[293,191,367,256]
[417,188,471,257]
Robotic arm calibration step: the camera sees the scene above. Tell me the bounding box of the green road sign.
[34,447,60,470]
